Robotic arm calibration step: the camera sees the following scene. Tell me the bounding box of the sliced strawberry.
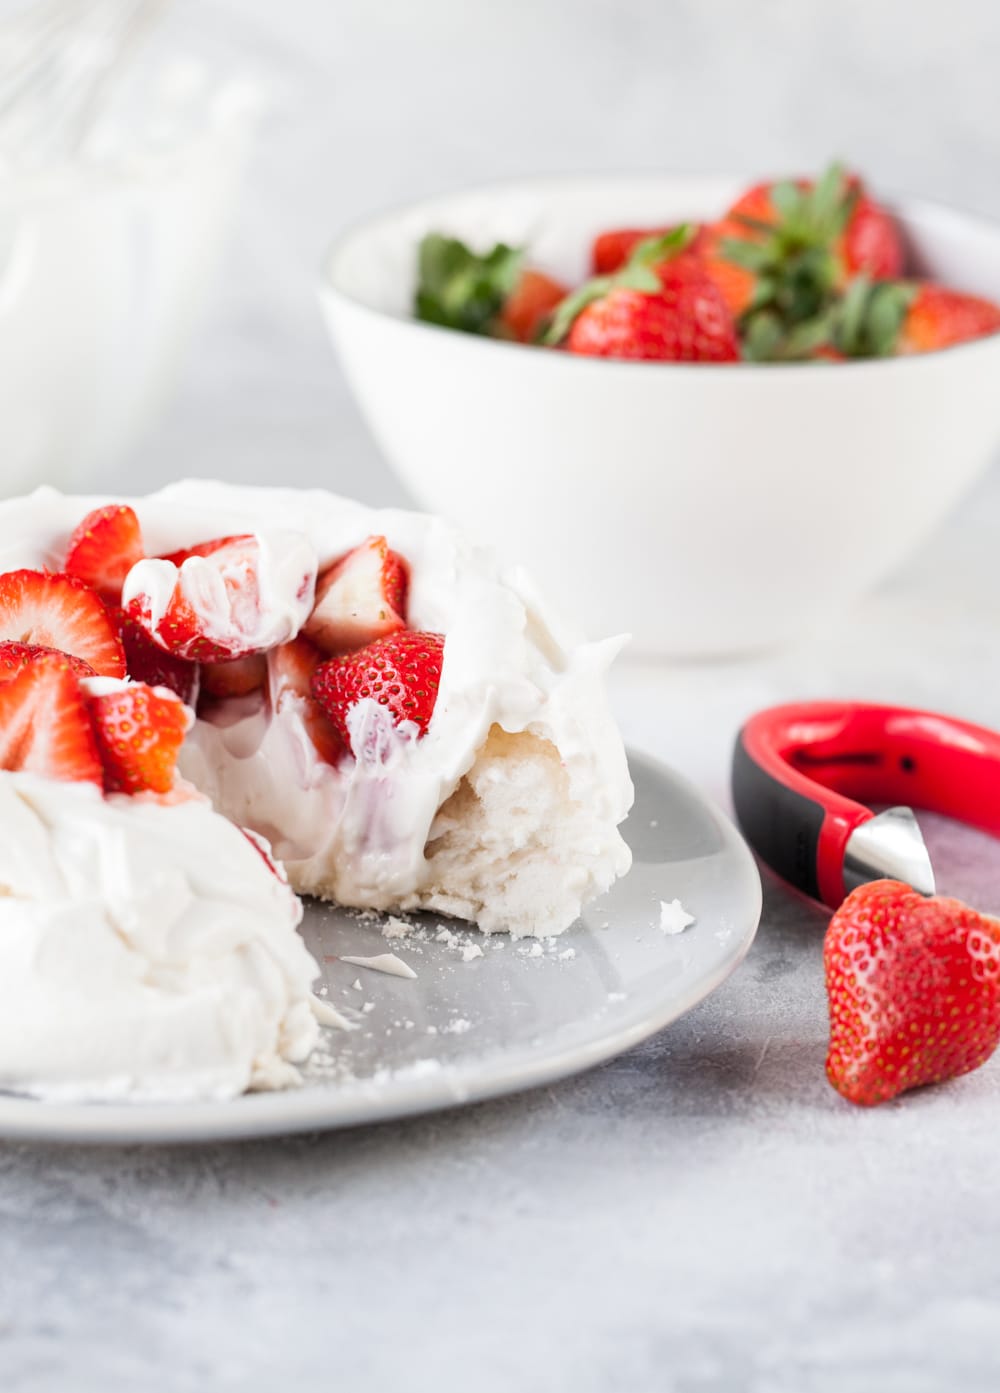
[311,630,445,753]
[64,505,144,604]
[268,636,344,765]
[201,653,268,698]
[115,608,200,706]
[0,655,102,786]
[0,570,125,678]
[87,682,191,795]
[0,641,96,681]
[124,532,316,664]
[304,536,408,655]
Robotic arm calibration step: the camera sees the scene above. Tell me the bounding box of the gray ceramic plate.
[0,751,761,1144]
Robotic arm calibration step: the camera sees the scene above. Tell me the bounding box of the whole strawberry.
[832,277,1000,357]
[702,164,903,346]
[543,228,739,362]
[825,879,1000,1106]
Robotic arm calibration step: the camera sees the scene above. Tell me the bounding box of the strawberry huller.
[730,701,1000,908]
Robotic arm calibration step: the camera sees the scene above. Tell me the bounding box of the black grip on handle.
[731,729,825,900]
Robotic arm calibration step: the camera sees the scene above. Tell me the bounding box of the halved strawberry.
[268,637,344,765]
[0,570,126,678]
[0,641,96,681]
[124,532,316,664]
[64,505,144,604]
[115,608,200,707]
[0,655,103,786]
[304,536,408,655]
[86,682,191,795]
[311,630,444,753]
[201,653,268,699]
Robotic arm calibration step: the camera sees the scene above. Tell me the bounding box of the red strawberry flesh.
[591,225,678,276]
[902,285,1000,353]
[0,655,103,786]
[311,630,444,754]
[268,636,344,765]
[87,682,191,796]
[115,608,199,707]
[567,254,740,362]
[824,879,1000,1106]
[64,505,144,604]
[0,570,125,678]
[0,641,96,681]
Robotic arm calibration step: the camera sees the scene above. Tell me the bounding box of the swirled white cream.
[0,773,318,1102]
[0,481,634,939]
[123,530,317,656]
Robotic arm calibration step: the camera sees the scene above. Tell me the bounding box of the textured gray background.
[6,2,1000,1390]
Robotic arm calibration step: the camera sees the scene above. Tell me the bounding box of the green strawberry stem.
[415,234,524,336]
[726,161,864,361]
[541,224,697,346]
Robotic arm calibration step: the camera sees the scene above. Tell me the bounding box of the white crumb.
[443,1018,472,1035]
[382,916,413,940]
[461,944,484,962]
[659,898,696,935]
[650,819,658,828]
[351,979,362,991]
[340,953,418,980]
[362,1002,375,1014]
[311,996,354,1030]
[558,948,576,961]
[435,926,457,945]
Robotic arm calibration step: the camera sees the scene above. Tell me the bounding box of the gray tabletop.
[6,2,1000,1389]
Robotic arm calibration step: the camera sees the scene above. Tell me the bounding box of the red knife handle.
[732,701,1000,907]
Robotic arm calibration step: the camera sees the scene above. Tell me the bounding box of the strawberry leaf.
[415,234,524,336]
[832,277,916,357]
[540,275,616,347]
[769,180,804,222]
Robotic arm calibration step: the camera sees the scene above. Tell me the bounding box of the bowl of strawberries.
[321,167,1000,656]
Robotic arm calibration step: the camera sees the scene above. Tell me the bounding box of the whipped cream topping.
[123,530,317,657]
[0,480,634,940]
[0,773,319,1102]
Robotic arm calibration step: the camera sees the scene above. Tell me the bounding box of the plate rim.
[0,750,761,1145]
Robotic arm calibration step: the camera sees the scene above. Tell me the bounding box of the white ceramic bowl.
[0,83,258,498]
[320,176,1000,657]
